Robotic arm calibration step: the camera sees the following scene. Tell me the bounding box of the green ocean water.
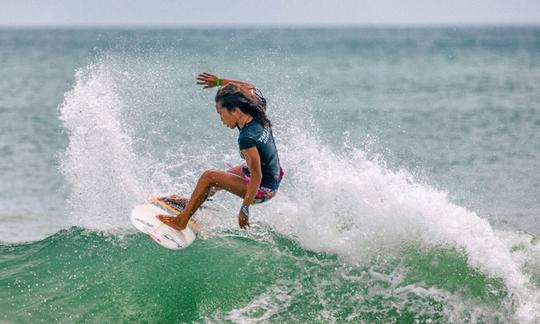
[1,28,540,322]
[2,227,514,323]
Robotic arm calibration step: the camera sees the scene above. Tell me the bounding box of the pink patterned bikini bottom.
[241,166,284,204]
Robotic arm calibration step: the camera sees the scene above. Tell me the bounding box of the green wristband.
[216,77,221,87]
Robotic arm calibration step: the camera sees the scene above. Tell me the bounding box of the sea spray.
[59,63,150,230]
[261,124,540,321]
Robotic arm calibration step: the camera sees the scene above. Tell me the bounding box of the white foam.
[59,63,155,231]
[258,127,540,322]
[222,281,297,323]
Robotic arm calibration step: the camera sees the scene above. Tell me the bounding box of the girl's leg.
[208,165,244,197]
[158,169,247,230]
[164,165,244,205]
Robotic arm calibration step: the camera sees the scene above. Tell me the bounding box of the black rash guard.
[238,120,282,190]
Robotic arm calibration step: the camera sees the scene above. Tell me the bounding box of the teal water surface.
[1,27,540,322]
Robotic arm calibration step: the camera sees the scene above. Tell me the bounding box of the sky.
[0,0,539,27]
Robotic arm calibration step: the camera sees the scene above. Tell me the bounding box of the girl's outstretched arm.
[196,72,255,93]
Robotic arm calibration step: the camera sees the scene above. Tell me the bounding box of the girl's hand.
[196,72,219,89]
[238,209,250,229]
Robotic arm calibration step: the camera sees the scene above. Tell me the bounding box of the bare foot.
[156,214,189,231]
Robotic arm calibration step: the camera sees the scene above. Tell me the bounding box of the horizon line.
[1,22,539,30]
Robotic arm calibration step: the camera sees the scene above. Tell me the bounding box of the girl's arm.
[196,72,255,93]
[238,146,262,229]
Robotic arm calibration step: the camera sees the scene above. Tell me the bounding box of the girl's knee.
[200,169,220,184]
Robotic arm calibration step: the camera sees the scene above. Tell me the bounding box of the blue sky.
[1,0,539,27]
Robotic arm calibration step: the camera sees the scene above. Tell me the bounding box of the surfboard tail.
[149,196,185,215]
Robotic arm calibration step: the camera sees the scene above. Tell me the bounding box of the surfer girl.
[157,72,284,230]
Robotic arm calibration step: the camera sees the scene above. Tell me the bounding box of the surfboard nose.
[130,204,196,250]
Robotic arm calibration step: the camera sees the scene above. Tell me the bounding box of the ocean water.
[1,27,540,323]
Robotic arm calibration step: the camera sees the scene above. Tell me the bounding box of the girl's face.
[216,102,237,129]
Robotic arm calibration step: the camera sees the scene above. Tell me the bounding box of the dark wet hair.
[215,83,271,128]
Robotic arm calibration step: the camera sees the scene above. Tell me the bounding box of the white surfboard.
[130,204,196,250]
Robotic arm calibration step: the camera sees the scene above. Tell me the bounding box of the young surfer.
[157,72,284,230]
